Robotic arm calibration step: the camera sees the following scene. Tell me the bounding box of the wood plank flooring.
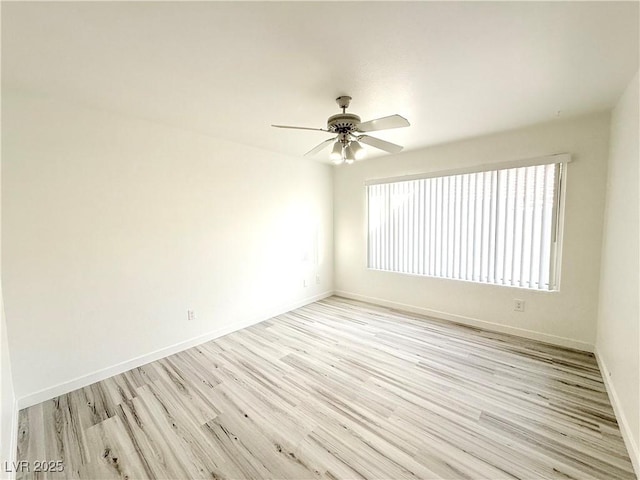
[16,296,636,479]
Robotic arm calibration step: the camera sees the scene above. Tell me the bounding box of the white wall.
[596,71,639,472]
[0,0,18,464]
[2,92,333,404]
[334,113,610,350]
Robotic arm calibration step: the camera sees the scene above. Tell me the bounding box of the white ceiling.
[2,2,638,162]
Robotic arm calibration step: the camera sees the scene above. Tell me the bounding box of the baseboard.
[18,291,333,410]
[334,290,594,352]
[594,348,640,477]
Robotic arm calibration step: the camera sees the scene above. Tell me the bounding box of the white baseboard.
[594,348,640,477]
[18,291,333,410]
[334,290,594,352]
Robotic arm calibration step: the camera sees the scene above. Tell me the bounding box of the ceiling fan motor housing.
[327,113,361,134]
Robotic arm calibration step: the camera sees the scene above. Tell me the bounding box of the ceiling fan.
[272,96,410,165]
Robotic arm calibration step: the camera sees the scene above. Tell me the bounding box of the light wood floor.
[17,296,636,479]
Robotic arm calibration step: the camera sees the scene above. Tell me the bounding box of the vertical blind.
[367,162,563,290]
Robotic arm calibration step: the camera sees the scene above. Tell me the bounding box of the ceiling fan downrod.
[336,95,352,114]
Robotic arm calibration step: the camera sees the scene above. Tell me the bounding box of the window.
[366,156,567,291]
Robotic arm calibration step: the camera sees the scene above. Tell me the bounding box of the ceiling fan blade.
[356,114,410,133]
[304,137,336,156]
[272,124,330,132]
[358,135,404,154]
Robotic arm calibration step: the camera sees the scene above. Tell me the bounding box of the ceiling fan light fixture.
[349,140,366,160]
[329,141,343,161]
[343,143,356,163]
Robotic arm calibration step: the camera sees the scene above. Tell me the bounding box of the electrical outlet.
[187,309,196,321]
[303,279,308,288]
[513,299,525,312]
[316,274,321,284]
